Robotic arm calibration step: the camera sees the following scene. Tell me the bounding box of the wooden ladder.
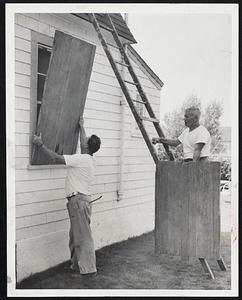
[89,13,174,164]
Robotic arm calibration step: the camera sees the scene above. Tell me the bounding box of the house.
[15,13,164,282]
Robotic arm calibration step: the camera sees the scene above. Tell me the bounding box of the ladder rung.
[124,80,138,85]
[106,42,120,49]
[141,116,160,123]
[132,99,146,104]
[115,60,129,67]
[100,23,114,32]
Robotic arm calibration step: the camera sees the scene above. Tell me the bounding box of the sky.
[127,13,233,127]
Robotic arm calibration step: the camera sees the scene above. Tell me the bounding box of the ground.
[17,192,232,290]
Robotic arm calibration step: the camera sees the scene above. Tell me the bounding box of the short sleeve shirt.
[178,125,211,159]
[63,154,96,197]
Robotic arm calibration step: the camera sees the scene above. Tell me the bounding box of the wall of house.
[14,13,161,282]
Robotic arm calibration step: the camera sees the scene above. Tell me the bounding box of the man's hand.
[33,133,43,147]
[79,116,84,127]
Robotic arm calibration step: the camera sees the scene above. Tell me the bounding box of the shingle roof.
[72,13,137,44]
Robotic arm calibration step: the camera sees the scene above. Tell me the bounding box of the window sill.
[27,164,67,170]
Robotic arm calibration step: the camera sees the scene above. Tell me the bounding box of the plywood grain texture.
[32,30,96,164]
[155,161,221,260]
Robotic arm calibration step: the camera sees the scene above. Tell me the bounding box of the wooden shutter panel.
[32,31,96,165]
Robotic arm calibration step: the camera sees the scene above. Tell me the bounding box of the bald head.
[184,106,201,130]
[185,106,201,118]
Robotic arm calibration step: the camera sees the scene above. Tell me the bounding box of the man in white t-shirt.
[152,106,211,162]
[33,117,101,277]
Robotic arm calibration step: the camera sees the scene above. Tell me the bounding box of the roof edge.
[72,13,137,44]
[127,45,164,90]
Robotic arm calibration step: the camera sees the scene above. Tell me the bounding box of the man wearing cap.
[152,106,211,162]
[33,117,101,277]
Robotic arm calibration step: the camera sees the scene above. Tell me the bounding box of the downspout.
[117,13,129,201]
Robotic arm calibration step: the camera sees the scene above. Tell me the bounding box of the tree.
[158,95,223,160]
[203,101,223,155]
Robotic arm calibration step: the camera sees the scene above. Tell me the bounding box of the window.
[30,30,96,165]
[36,44,52,124]
[29,32,53,164]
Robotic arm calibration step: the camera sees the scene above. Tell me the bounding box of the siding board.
[15,37,31,52]
[15,109,30,122]
[15,49,31,64]
[16,198,66,217]
[16,145,29,158]
[15,121,30,134]
[16,189,65,205]
[15,61,30,75]
[15,73,31,87]
[16,178,65,193]
[16,214,47,229]
[15,86,30,99]
[15,24,31,40]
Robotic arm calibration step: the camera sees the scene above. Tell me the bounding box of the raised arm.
[33,133,65,164]
[152,137,181,147]
[79,117,89,154]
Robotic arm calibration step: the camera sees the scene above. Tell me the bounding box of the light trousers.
[67,193,96,274]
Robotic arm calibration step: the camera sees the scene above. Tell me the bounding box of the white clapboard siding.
[16,198,66,218]
[92,195,154,215]
[16,189,65,205]
[86,89,122,103]
[15,49,31,64]
[16,219,69,241]
[15,73,31,87]
[16,168,52,181]
[16,214,47,229]
[15,97,30,110]
[16,178,65,193]
[15,122,30,134]
[95,174,119,185]
[15,108,30,122]
[15,133,29,146]
[15,37,31,52]
[15,61,30,75]
[96,156,119,166]
[15,85,30,99]
[15,145,29,158]
[124,178,155,190]
[15,24,31,40]
[15,157,29,170]
[84,108,121,123]
[14,13,162,281]
[85,97,120,115]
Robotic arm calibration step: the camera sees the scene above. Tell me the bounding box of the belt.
[184,157,209,163]
[67,191,81,200]
[184,158,193,162]
[67,192,103,204]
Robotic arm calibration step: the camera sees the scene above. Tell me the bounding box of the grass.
[17,231,231,290]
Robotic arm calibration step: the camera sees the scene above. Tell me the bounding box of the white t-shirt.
[178,125,211,159]
[63,154,96,197]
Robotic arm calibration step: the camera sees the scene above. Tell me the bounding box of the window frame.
[29,31,53,167]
